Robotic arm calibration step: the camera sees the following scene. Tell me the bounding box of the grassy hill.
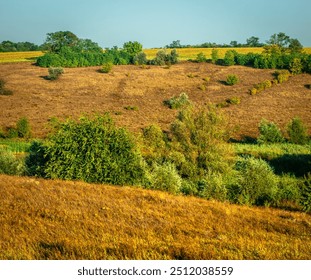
[0,174,310,260]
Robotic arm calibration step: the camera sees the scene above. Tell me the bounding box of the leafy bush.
[133,52,147,65]
[152,49,179,66]
[233,157,279,206]
[289,57,303,75]
[48,67,64,80]
[198,172,228,201]
[146,162,182,194]
[226,96,240,105]
[196,52,206,62]
[277,174,301,204]
[287,117,308,144]
[211,48,219,64]
[257,119,284,144]
[16,117,31,138]
[0,148,25,175]
[25,141,48,177]
[0,79,13,96]
[163,92,191,109]
[43,114,145,185]
[100,62,113,73]
[274,70,290,83]
[226,74,239,85]
[223,50,236,66]
[300,173,311,212]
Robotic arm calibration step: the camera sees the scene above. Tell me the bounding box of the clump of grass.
[202,76,211,83]
[274,70,290,84]
[226,74,239,85]
[47,67,64,80]
[100,62,113,73]
[250,79,273,95]
[163,92,191,109]
[198,84,206,91]
[0,79,13,95]
[226,96,240,105]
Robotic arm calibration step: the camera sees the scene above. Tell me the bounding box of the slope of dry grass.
[0,174,310,260]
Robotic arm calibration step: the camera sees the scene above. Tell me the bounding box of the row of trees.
[166,33,304,49]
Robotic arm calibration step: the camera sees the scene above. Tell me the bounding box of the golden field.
[1,48,311,63]
[0,174,310,260]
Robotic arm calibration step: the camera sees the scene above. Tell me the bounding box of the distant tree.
[230,41,238,47]
[45,31,79,53]
[246,36,261,47]
[167,40,182,48]
[267,32,290,48]
[288,38,303,53]
[73,39,102,53]
[123,41,143,57]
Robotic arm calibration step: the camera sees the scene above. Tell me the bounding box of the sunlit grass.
[0,51,44,63]
[1,174,310,260]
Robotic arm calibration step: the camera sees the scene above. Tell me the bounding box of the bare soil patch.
[0,62,310,138]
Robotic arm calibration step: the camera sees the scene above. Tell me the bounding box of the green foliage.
[25,141,48,177]
[0,148,25,176]
[100,62,113,73]
[289,57,303,75]
[226,74,239,85]
[133,52,147,65]
[146,162,182,194]
[257,119,284,144]
[277,174,301,204]
[152,49,179,66]
[48,67,64,80]
[300,173,311,212]
[196,52,206,62]
[163,92,191,109]
[233,157,279,206]
[211,49,219,64]
[287,117,308,144]
[0,79,13,96]
[198,172,228,201]
[44,31,79,53]
[223,50,236,66]
[123,41,143,62]
[226,96,240,105]
[16,117,31,138]
[43,115,145,185]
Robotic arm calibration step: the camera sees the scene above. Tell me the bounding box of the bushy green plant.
[289,57,303,75]
[0,79,13,95]
[25,141,48,177]
[48,67,64,80]
[152,49,179,66]
[16,117,31,138]
[198,172,227,201]
[43,114,145,185]
[226,74,239,85]
[211,49,219,64]
[277,174,301,204]
[287,117,308,144]
[163,92,191,109]
[223,50,236,66]
[0,148,25,175]
[274,70,290,83]
[226,97,240,105]
[146,162,182,194]
[300,173,311,212]
[196,52,206,62]
[100,62,113,73]
[257,119,285,144]
[133,52,147,65]
[233,157,279,206]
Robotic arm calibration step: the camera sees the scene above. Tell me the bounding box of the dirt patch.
[0,62,310,139]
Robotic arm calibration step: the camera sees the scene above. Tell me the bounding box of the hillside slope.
[0,174,310,260]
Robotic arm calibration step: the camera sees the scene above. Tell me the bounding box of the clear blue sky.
[0,0,310,48]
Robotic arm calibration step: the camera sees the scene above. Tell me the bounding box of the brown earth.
[0,62,310,139]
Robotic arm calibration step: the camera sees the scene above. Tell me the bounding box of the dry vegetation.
[1,174,310,260]
[0,62,310,139]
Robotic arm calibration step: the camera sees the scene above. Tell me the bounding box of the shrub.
[226,96,240,105]
[233,157,279,206]
[48,67,64,80]
[146,162,182,194]
[277,174,301,204]
[152,49,178,66]
[25,141,48,177]
[198,172,228,201]
[43,114,145,185]
[300,173,311,212]
[223,50,236,66]
[100,62,113,73]
[163,92,191,109]
[16,117,31,138]
[196,52,206,62]
[0,148,25,175]
[226,74,239,85]
[211,48,219,64]
[287,117,308,144]
[198,84,206,91]
[289,57,303,75]
[202,76,210,83]
[0,79,13,96]
[250,88,257,95]
[257,119,284,144]
[274,70,290,83]
[133,52,147,65]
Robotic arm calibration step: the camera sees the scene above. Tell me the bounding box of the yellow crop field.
[0,51,43,63]
[144,47,311,61]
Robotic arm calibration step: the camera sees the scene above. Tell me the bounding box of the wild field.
[0,174,310,260]
[0,61,310,139]
[0,51,43,63]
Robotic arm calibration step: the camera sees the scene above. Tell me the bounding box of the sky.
[0,0,310,48]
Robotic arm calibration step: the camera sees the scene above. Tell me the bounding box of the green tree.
[267,32,290,48]
[45,31,79,53]
[123,41,143,62]
[287,117,308,144]
[246,36,261,47]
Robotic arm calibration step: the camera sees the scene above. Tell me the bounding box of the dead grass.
[0,174,310,260]
[0,62,310,139]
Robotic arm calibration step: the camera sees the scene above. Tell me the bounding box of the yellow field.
[1,174,310,260]
[0,48,310,63]
[0,51,43,63]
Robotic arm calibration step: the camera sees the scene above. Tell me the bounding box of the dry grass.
[0,62,310,139]
[0,174,310,260]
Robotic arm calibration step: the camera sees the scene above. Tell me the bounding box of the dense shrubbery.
[257,119,284,144]
[0,148,25,175]
[226,74,239,85]
[163,92,191,109]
